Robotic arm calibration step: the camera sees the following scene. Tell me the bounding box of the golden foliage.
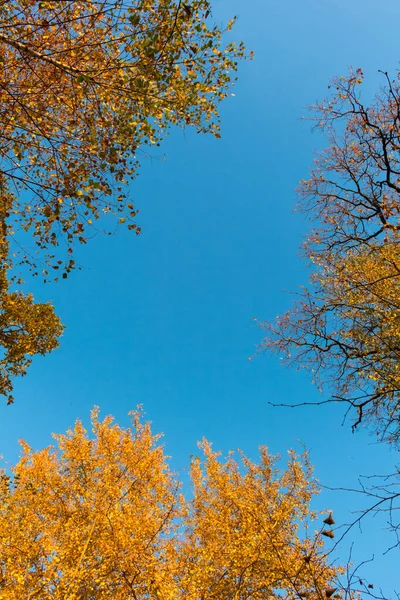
[260,70,400,443]
[180,440,338,599]
[0,409,340,599]
[0,0,246,277]
[0,0,246,399]
[261,243,400,440]
[0,183,63,403]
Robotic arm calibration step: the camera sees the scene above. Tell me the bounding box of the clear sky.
[1,0,399,595]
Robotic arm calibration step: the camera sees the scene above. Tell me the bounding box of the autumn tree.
[260,69,400,445]
[0,0,246,400]
[0,177,62,404]
[0,408,341,599]
[0,0,245,278]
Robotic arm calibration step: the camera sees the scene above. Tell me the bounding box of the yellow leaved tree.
[0,408,341,599]
[0,0,246,400]
[0,0,246,277]
[0,178,63,404]
[262,242,400,443]
[260,69,400,445]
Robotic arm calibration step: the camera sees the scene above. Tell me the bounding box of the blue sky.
[1,0,400,595]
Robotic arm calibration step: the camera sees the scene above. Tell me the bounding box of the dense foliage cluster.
[0,409,340,599]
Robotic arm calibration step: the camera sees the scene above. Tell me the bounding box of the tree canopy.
[0,408,340,599]
[260,70,400,445]
[0,0,245,277]
[0,0,246,401]
[0,177,62,404]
